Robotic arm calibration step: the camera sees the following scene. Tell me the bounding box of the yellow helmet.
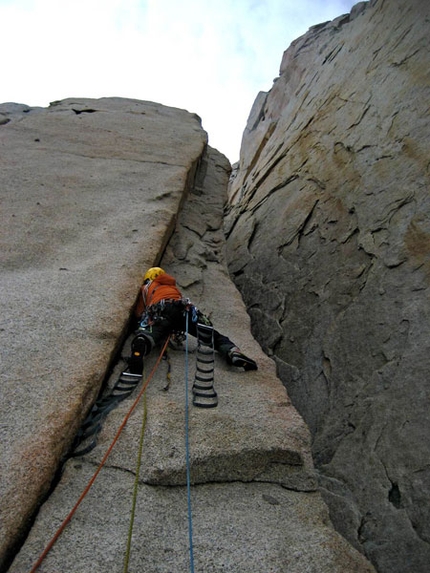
[143,267,165,283]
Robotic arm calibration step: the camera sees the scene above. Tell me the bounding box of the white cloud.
[0,0,360,161]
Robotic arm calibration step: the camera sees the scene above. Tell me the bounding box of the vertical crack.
[388,482,402,509]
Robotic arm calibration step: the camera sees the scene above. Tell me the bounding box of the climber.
[128,267,258,375]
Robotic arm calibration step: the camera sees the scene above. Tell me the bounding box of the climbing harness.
[192,322,218,408]
[139,298,218,408]
[142,297,192,325]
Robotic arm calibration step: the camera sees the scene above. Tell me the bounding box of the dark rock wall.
[226,1,430,572]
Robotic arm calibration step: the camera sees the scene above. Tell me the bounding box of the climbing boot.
[128,351,143,375]
[227,347,258,371]
[129,333,153,374]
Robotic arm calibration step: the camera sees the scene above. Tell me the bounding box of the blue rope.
[184,310,195,573]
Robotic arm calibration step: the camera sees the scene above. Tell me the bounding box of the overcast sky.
[1,0,359,162]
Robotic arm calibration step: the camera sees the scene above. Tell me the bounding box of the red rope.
[29,336,170,573]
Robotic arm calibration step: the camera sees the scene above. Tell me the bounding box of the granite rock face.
[0,97,207,569]
[1,99,375,572]
[226,1,430,572]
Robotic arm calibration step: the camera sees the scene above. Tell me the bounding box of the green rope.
[123,376,148,573]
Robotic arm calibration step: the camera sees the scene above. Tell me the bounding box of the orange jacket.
[135,273,182,317]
